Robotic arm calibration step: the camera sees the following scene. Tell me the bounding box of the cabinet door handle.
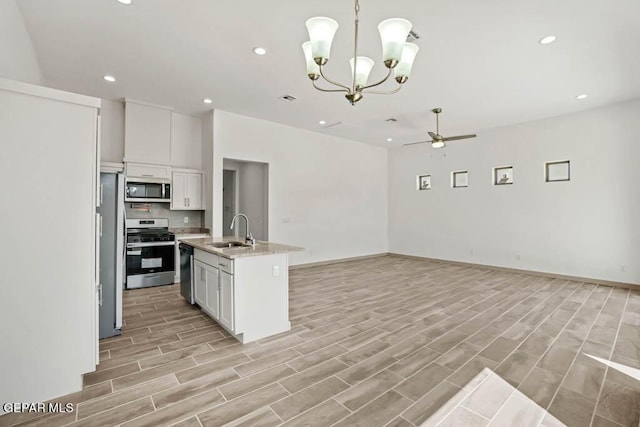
[187,197,190,207]
[142,174,154,177]
[184,198,187,207]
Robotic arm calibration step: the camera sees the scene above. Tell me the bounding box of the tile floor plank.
[2,260,638,427]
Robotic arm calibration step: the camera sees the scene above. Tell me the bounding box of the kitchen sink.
[208,241,250,248]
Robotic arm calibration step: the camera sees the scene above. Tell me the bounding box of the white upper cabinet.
[171,170,204,210]
[124,99,172,165]
[187,172,203,209]
[125,162,171,180]
[171,113,202,169]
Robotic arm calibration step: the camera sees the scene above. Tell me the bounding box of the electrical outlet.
[272,266,279,277]
[516,254,521,261]
[183,216,189,224]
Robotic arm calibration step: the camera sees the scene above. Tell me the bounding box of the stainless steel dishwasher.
[179,243,195,304]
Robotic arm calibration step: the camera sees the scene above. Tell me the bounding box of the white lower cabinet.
[193,250,235,333]
[219,270,234,331]
[193,260,207,307]
[205,265,220,319]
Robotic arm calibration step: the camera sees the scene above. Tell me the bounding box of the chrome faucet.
[230,213,255,246]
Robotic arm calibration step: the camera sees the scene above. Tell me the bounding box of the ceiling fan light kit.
[403,108,478,149]
[302,0,419,105]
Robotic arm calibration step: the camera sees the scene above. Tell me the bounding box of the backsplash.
[125,203,204,228]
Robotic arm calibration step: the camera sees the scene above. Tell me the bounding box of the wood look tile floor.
[2,255,640,427]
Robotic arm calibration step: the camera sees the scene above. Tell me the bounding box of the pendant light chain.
[352,0,360,94]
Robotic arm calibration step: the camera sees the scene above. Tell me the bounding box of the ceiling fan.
[403,108,477,148]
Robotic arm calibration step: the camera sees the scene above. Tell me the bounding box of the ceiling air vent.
[279,94,296,101]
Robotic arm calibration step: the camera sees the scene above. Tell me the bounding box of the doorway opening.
[222,159,269,240]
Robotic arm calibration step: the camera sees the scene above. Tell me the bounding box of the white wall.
[0,0,43,84]
[212,110,388,265]
[388,99,640,284]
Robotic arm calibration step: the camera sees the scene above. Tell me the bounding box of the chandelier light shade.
[378,18,413,67]
[302,0,419,105]
[302,41,320,79]
[394,42,419,83]
[349,56,375,87]
[305,17,339,64]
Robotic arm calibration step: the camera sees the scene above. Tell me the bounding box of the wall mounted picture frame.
[545,160,570,182]
[417,174,431,191]
[493,166,513,185]
[452,170,469,188]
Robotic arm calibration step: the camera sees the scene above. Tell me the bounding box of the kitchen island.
[179,237,303,343]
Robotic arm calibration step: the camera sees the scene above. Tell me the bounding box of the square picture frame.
[417,174,431,191]
[545,160,570,182]
[493,166,513,185]
[452,170,468,188]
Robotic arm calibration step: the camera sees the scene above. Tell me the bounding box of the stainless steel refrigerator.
[97,172,125,338]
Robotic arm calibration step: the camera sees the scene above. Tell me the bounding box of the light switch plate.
[272,266,279,277]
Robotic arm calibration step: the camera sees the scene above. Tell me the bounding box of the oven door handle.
[126,242,175,248]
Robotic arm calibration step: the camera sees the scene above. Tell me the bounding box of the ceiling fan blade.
[442,134,477,142]
[403,140,433,146]
[427,131,438,139]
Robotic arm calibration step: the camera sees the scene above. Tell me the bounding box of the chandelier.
[302,0,419,105]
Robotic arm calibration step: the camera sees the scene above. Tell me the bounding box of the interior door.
[222,169,236,236]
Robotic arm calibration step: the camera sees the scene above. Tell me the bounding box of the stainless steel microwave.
[125,181,171,203]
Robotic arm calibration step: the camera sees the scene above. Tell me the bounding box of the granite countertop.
[179,236,304,259]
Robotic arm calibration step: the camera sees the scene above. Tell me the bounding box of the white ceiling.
[17,0,640,147]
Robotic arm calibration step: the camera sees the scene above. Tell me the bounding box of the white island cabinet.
[183,239,303,343]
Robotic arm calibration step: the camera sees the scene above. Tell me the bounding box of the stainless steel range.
[125,218,175,289]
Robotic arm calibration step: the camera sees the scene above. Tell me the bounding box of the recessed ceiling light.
[387,138,393,142]
[203,98,213,104]
[117,0,132,4]
[319,120,326,125]
[576,94,588,100]
[539,35,557,45]
[253,47,267,56]
[103,75,116,82]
